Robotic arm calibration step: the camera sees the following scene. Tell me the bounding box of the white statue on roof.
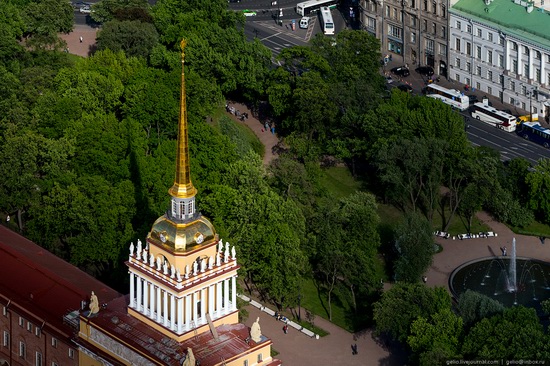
[218,239,223,252]
[250,317,262,342]
[231,246,236,260]
[129,242,134,256]
[89,291,99,316]
[149,253,154,267]
[181,347,195,366]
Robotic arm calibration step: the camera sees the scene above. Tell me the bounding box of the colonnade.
[129,272,237,334]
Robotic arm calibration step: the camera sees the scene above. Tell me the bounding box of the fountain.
[449,237,550,309]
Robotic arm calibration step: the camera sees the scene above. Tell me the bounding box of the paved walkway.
[60,24,99,57]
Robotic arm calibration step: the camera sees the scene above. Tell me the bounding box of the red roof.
[80,295,278,366]
[0,226,120,337]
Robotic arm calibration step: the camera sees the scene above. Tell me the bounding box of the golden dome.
[148,214,216,252]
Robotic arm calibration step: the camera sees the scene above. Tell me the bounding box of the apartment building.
[360,0,450,76]
[449,0,550,119]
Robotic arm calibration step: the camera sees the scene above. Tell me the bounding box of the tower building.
[76,40,281,366]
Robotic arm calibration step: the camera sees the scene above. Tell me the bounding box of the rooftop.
[81,295,278,366]
[0,226,120,337]
[451,0,550,49]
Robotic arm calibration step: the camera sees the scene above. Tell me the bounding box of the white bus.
[424,84,469,111]
[471,101,517,132]
[320,7,334,35]
[296,0,338,16]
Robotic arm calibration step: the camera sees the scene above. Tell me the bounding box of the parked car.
[415,66,434,76]
[390,66,410,77]
[242,9,257,16]
[385,75,394,84]
[397,84,413,93]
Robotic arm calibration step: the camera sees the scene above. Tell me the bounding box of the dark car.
[397,84,413,93]
[390,66,410,77]
[468,95,479,104]
[415,66,434,76]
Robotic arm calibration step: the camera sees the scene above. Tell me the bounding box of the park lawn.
[512,220,550,238]
[318,166,362,199]
[215,115,265,158]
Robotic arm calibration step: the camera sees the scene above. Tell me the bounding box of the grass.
[317,166,362,198]
[216,115,265,158]
[512,220,550,238]
[294,318,330,337]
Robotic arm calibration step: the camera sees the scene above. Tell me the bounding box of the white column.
[177,297,183,333]
[136,276,142,311]
[192,292,197,322]
[208,285,214,317]
[200,288,206,322]
[150,284,156,319]
[216,282,222,313]
[541,58,546,85]
[129,272,135,308]
[224,279,230,314]
[529,48,534,80]
[185,294,191,329]
[163,291,169,327]
[518,43,523,76]
[143,281,149,315]
[170,294,176,330]
[505,40,511,71]
[156,287,162,322]
[231,276,237,311]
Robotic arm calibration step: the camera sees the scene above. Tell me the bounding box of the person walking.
[79,36,83,43]
[283,324,288,334]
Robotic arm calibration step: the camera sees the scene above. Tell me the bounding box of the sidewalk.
[59,24,99,57]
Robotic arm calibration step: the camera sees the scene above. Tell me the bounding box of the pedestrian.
[264,121,269,132]
[540,236,546,245]
[79,36,83,43]
[6,215,10,223]
[351,343,358,355]
[271,123,275,135]
[283,324,288,334]
[422,276,427,283]
[503,246,507,256]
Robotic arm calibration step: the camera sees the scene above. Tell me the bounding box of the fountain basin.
[449,257,550,309]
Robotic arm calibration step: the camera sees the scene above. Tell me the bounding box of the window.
[466,42,471,56]
[455,38,461,52]
[410,32,416,43]
[411,0,416,8]
[455,58,461,68]
[488,50,493,64]
[498,54,504,67]
[476,82,480,90]
[441,4,446,17]
[488,86,492,94]
[521,85,527,95]
[512,42,518,51]
[423,19,427,32]
[524,64,529,76]
[410,15,417,26]
[511,81,516,92]
[477,28,482,37]
[466,62,471,72]
[385,5,390,16]
[392,7,397,19]
[388,24,402,38]
[548,73,550,85]
[456,74,461,82]
[476,66,481,76]
[424,0,428,10]
[467,24,472,33]
[3,331,9,347]
[488,33,493,42]
[439,43,447,56]
[51,338,58,348]
[366,17,376,31]
[69,348,75,359]
[258,353,264,362]
[432,22,436,34]
[521,102,526,110]
[52,363,58,366]
[535,51,541,60]
[36,352,43,366]
[547,55,550,63]
[2,306,6,316]
[426,39,434,54]
[510,97,516,105]
[441,26,446,38]
[523,46,529,54]
[536,68,541,83]
[476,46,481,59]
[488,70,493,81]
[243,361,249,366]
[456,21,461,30]
[35,327,41,337]
[465,77,470,85]
[512,59,518,73]
[19,317,24,327]
[432,0,436,13]
[499,91,503,100]
[27,322,33,332]
[19,341,26,359]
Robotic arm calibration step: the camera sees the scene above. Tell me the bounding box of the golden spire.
[168,39,197,199]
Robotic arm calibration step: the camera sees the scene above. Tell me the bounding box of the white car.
[79,5,91,13]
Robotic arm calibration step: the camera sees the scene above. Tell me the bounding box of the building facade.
[449,0,550,120]
[360,0,450,76]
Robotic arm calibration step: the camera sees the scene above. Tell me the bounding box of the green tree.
[457,290,505,328]
[96,20,159,58]
[373,283,451,343]
[91,0,151,24]
[393,212,434,283]
[526,159,550,224]
[22,0,73,50]
[408,308,464,365]
[462,306,550,360]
